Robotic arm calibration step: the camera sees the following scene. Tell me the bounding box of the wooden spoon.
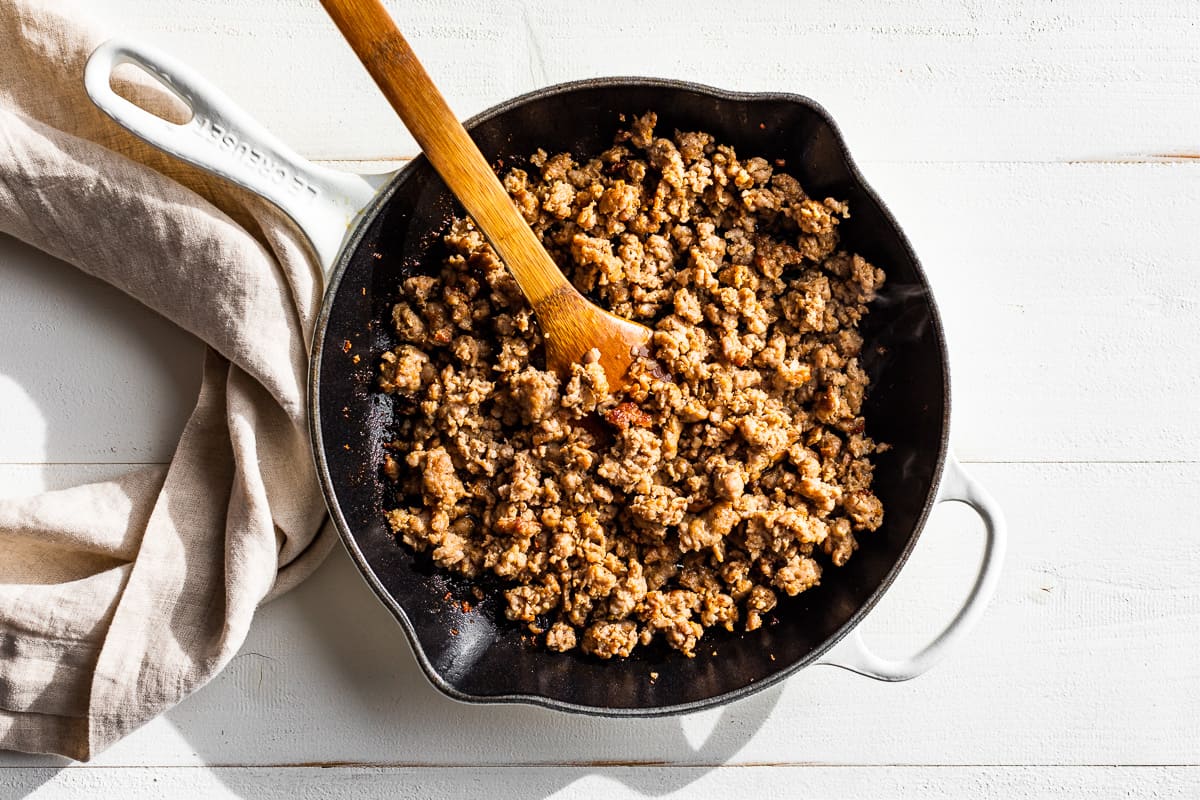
[320,0,654,386]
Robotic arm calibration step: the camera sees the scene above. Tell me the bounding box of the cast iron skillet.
[85,40,1007,716]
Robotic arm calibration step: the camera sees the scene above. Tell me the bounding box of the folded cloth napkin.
[0,0,336,759]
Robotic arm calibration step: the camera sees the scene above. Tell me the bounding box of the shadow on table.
[167,545,784,798]
[0,756,71,798]
[0,233,201,471]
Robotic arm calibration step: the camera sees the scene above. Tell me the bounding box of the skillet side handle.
[84,38,380,274]
[818,454,1007,681]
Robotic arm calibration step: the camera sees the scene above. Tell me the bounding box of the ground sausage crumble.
[379,112,886,659]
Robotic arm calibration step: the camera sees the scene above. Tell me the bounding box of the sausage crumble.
[379,112,886,659]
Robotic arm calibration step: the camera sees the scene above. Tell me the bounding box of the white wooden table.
[2,1,1199,796]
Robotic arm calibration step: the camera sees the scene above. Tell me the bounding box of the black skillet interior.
[313,79,949,714]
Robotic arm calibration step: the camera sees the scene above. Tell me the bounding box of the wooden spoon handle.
[320,0,569,307]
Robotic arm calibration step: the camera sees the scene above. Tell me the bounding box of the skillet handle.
[84,38,382,274]
[817,454,1007,681]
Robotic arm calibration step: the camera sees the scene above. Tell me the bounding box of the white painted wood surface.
[4,766,1200,800]
[2,0,1199,796]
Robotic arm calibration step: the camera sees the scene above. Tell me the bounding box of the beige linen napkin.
[0,0,336,759]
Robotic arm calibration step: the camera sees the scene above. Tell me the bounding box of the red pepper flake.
[758,122,766,130]
[341,339,352,353]
[450,628,459,636]
[461,600,472,613]
[352,354,361,365]
[774,158,787,168]
[604,401,653,430]
[603,159,627,176]
[342,444,350,451]
[443,591,453,601]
